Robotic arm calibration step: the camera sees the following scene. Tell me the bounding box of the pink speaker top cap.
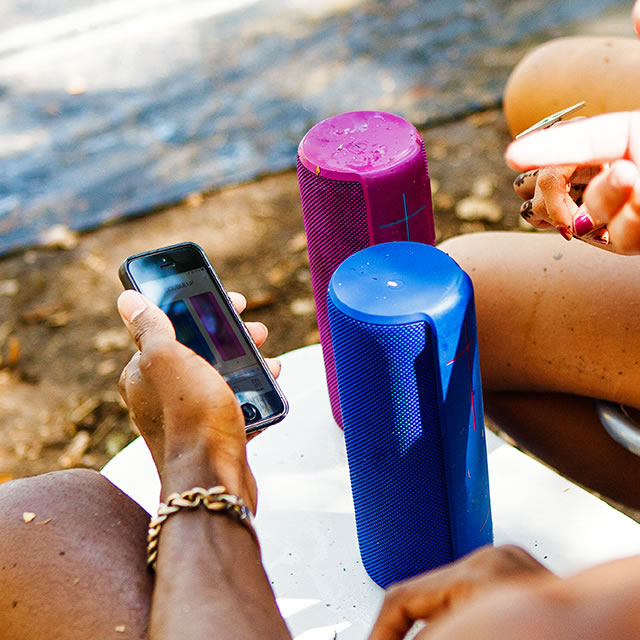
[298,111,423,178]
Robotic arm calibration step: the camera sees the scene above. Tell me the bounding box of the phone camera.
[241,403,261,423]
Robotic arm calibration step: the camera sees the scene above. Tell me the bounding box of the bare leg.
[503,36,640,136]
[0,469,153,640]
[440,232,640,405]
[484,391,640,510]
[440,232,640,507]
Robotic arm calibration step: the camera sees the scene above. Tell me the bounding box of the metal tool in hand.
[515,101,586,139]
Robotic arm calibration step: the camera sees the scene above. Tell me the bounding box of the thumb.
[117,290,176,351]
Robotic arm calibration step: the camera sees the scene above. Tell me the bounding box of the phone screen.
[122,244,287,431]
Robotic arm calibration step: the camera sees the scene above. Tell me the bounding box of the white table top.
[103,344,640,640]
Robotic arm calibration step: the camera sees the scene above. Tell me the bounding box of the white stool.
[103,344,640,640]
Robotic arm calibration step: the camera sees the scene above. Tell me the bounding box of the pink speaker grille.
[297,157,369,426]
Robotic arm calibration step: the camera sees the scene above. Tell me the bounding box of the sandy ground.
[0,108,523,480]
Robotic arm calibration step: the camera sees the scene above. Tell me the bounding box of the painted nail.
[557,225,572,241]
[573,213,594,236]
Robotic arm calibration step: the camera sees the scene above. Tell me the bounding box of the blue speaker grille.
[328,304,454,587]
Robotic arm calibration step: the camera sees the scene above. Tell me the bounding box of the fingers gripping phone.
[119,242,288,434]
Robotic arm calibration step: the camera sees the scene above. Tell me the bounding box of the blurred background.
[0,0,634,479]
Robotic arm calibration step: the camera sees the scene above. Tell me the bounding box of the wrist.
[161,438,255,511]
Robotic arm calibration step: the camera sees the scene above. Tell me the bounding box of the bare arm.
[117,290,291,640]
[370,546,640,640]
[150,449,290,640]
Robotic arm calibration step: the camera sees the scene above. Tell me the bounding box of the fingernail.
[589,227,610,245]
[557,225,572,241]
[573,213,594,236]
[118,290,147,323]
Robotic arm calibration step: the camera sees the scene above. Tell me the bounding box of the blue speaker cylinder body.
[327,242,492,588]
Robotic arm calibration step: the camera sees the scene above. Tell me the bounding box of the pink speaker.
[297,111,435,427]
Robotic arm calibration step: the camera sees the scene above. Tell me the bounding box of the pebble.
[455,196,502,222]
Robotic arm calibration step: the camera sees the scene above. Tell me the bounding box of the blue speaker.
[327,241,492,588]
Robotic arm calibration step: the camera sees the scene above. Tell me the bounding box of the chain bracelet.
[147,485,258,570]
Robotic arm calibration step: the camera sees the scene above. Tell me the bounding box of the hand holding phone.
[119,242,288,434]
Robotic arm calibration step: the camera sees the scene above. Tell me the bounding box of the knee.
[437,232,492,274]
[0,470,153,639]
[1,468,124,516]
[0,468,149,546]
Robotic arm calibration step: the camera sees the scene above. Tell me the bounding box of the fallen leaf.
[47,311,71,328]
[115,625,126,633]
[22,303,65,325]
[245,292,275,311]
[6,336,20,367]
[58,431,91,469]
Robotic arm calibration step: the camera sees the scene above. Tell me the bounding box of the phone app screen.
[138,266,284,423]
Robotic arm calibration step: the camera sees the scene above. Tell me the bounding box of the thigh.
[484,391,640,511]
[503,35,640,136]
[0,469,153,640]
[439,232,640,409]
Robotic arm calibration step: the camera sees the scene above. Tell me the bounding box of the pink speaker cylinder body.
[297,111,435,427]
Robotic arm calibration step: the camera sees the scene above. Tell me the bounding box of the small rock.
[0,280,19,296]
[94,329,130,353]
[434,193,454,210]
[267,266,288,287]
[22,512,36,523]
[471,176,495,199]
[41,225,79,250]
[82,253,106,273]
[186,192,204,207]
[467,111,499,127]
[97,359,118,377]
[66,78,87,95]
[105,432,128,458]
[455,196,502,223]
[304,328,320,345]
[290,298,315,316]
[287,232,308,253]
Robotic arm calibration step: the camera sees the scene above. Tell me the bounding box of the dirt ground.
[0,108,523,481]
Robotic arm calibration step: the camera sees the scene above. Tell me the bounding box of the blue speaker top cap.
[328,242,471,326]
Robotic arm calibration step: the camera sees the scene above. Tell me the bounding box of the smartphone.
[119,242,288,434]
